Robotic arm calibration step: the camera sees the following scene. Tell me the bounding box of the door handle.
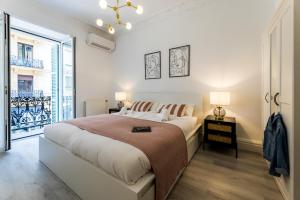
[264,92,269,103]
[274,92,280,106]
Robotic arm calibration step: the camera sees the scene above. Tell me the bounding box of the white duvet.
[44,112,197,185]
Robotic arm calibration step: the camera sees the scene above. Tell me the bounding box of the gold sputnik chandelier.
[96,0,144,34]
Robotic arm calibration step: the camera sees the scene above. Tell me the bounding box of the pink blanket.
[65,114,188,200]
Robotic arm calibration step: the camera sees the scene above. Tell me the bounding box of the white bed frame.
[39,92,203,200]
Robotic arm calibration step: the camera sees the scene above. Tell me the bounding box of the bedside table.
[203,115,238,158]
[109,108,121,114]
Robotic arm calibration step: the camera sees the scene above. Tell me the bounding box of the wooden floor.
[0,136,283,200]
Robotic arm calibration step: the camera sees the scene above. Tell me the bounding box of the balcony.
[10,90,73,139]
[10,55,44,69]
[11,96,52,132]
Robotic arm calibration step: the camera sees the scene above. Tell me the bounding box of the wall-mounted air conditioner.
[86,33,115,53]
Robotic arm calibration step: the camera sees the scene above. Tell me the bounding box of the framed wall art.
[144,51,161,80]
[169,45,190,78]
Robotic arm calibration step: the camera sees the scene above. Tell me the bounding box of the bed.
[39,92,203,200]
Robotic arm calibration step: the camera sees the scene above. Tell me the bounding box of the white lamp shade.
[115,92,127,101]
[210,92,230,106]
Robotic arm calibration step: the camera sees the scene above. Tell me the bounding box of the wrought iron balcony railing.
[11,90,45,98]
[11,96,51,131]
[10,55,44,69]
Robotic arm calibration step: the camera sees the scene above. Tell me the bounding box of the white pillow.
[185,104,195,116]
[119,107,128,115]
[158,108,169,121]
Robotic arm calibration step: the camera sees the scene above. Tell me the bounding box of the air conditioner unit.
[86,33,115,53]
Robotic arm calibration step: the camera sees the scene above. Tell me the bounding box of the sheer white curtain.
[0,13,5,152]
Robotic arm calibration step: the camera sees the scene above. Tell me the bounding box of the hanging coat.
[263,113,289,177]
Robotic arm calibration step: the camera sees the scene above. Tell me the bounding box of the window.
[65,76,72,89]
[18,75,33,96]
[18,43,33,61]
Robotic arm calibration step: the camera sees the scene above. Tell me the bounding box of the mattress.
[44,112,198,185]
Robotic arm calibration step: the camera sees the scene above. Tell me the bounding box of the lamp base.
[117,101,124,109]
[213,106,226,120]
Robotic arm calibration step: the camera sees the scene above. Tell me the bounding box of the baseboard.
[264,161,289,200]
[274,177,289,200]
[237,138,262,154]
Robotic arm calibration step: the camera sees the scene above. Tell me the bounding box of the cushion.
[158,108,169,121]
[131,101,153,112]
[119,107,128,115]
[157,104,187,117]
[185,104,195,116]
[149,102,160,112]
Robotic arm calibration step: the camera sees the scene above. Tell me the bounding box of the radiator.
[84,99,109,116]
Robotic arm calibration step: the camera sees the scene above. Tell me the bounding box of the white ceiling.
[34,0,190,32]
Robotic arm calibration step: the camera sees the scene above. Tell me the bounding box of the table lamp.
[210,92,230,120]
[115,92,127,109]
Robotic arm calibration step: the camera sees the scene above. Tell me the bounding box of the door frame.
[7,27,76,142]
[59,37,76,120]
[4,13,11,151]
[72,37,76,119]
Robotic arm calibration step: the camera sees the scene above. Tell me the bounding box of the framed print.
[169,45,190,78]
[145,51,161,80]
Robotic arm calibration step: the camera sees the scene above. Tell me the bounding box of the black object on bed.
[132,126,152,133]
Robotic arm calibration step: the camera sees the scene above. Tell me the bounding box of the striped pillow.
[157,104,187,117]
[131,101,153,112]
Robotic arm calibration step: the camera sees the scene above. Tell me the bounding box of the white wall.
[112,0,275,144]
[0,0,113,117]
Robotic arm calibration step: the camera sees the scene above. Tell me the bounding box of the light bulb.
[136,5,143,15]
[108,26,115,34]
[99,0,108,9]
[126,22,132,30]
[96,19,104,27]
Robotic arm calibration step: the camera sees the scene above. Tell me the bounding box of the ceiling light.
[96,0,143,33]
[136,5,143,15]
[108,26,115,34]
[126,22,132,30]
[99,0,108,9]
[96,19,104,27]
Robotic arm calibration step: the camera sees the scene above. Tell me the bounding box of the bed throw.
[65,114,188,200]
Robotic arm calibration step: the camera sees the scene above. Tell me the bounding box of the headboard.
[129,92,203,120]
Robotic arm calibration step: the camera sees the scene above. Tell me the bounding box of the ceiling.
[34,0,190,32]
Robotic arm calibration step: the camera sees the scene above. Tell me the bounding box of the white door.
[262,32,271,127]
[59,37,76,121]
[278,7,294,200]
[263,5,294,200]
[270,23,281,114]
[0,12,10,151]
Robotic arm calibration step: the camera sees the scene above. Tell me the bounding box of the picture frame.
[144,51,161,80]
[169,45,190,78]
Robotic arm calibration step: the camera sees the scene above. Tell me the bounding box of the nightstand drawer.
[207,123,232,133]
[203,115,238,158]
[208,134,232,144]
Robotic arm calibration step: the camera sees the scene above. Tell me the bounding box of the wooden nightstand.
[203,115,238,158]
[109,108,121,114]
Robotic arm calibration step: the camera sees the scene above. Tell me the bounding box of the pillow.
[157,104,187,117]
[131,101,153,112]
[185,104,195,116]
[119,107,128,115]
[149,102,160,112]
[158,108,169,121]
